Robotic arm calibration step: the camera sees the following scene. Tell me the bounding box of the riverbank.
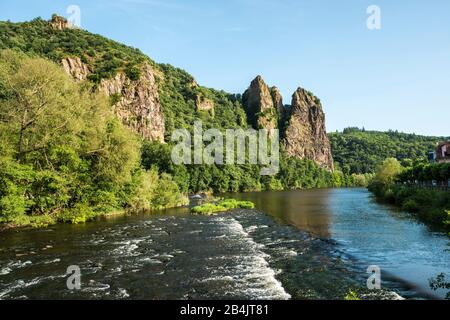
[0,185,356,232]
[366,158,450,234]
[0,196,255,232]
[0,202,189,232]
[368,184,450,233]
[0,209,126,232]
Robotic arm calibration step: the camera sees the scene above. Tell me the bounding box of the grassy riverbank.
[369,184,450,231]
[368,159,450,232]
[0,209,125,231]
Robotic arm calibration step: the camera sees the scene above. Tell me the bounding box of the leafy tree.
[372,158,402,187]
[0,50,186,226]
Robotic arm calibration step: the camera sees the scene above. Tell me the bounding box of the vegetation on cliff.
[0,16,248,139]
[0,17,147,83]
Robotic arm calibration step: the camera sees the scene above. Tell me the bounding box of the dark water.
[0,188,448,299]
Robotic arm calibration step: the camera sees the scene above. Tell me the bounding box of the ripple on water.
[200,217,291,300]
[0,207,412,300]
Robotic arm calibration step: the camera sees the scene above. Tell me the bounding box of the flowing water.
[0,188,448,299]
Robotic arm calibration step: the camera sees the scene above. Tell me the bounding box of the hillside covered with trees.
[329,127,447,175]
[0,16,363,228]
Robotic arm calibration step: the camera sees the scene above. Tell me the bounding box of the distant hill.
[329,128,448,174]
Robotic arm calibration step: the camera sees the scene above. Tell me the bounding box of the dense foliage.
[398,162,450,184]
[329,127,447,175]
[368,158,450,231]
[0,51,186,227]
[156,63,247,140]
[0,17,147,83]
[141,141,371,194]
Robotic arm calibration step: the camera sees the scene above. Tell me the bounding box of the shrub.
[191,199,255,215]
[402,199,418,212]
[125,65,141,81]
[128,168,188,211]
[383,188,395,202]
[0,157,34,221]
[57,203,96,224]
[151,173,189,209]
[445,211,450,226]
[30,170,70,214]
[191,203,228,215]
[344,289,361,301]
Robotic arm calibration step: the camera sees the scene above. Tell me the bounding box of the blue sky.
[1,0,449,136]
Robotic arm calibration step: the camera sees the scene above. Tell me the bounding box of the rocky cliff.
[2,15,334,164]
[61,57,165,142]
[242,76,333,171]
[283,88,334,171]
[50,15,70,30]
[195,94,215,115]
[99,63,165,142]
[270,86,285,127]
[242,76,278,134]
[62,57,90,82]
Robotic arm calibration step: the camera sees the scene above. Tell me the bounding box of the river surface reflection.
[224,188,450,299]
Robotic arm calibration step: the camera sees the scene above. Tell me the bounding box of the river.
[0,188,448,299]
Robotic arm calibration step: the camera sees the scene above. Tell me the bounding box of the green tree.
[0,50,187,226]
[373,158,402,187]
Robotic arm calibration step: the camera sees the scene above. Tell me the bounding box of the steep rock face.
[50,15,70,30]
[283,88,334,171]
[61,57,165,142]
[270,86,285,127]
[195,94,215,114]
[99,63,165,142]
[62,57,90,81]
[242,76,278,133]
